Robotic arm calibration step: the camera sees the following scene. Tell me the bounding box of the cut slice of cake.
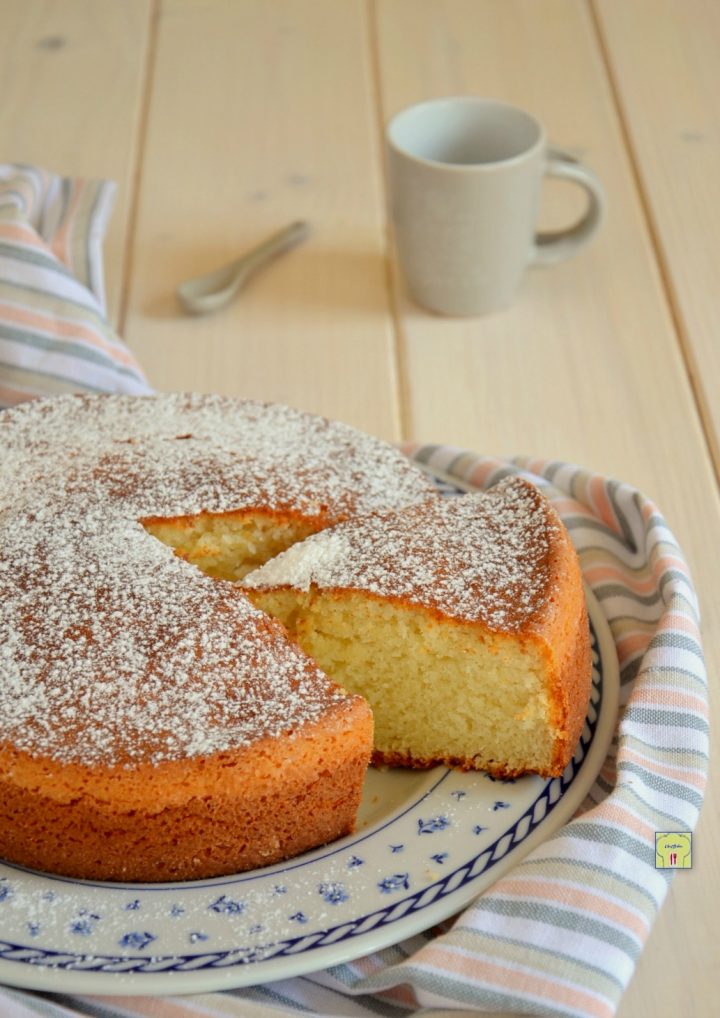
[244,477,592,778]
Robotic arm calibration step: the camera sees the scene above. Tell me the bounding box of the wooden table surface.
[3,1,718,1014]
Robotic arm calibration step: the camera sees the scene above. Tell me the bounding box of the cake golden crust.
[0,700,372,882]
[0,393,432,881]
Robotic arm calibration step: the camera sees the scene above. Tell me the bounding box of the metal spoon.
[176,220,310,316]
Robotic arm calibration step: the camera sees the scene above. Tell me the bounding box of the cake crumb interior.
[247,589,554,774]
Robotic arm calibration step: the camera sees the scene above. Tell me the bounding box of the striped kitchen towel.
[0,447,708,1018]
[0,163,150,406]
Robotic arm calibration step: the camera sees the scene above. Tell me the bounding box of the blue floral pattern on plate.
[0,474,619,995]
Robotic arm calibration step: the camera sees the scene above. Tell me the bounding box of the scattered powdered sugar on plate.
[0,393,434,766]
[244,477,561,630]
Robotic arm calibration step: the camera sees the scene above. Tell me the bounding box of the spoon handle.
[177,221,311,315]
[235,220,311,282]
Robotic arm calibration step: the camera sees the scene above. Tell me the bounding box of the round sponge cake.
[0,393,436,881]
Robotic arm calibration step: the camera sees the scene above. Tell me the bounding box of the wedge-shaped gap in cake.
[141,508,325,581]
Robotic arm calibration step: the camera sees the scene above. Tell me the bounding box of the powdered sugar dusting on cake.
[0,393,433,521]
[0,394,434,766]
[249,529,353,587]
[244,478,560,631]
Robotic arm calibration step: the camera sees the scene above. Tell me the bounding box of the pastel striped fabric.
[0,164,150,407]
[1,447,707,1018]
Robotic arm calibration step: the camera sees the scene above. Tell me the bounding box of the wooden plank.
[123,0,400,439]
[0,0,153,325]
[374,0,717,564]
[593,0,720,472]
[589,8,720,1009]
[374,4,719,1018]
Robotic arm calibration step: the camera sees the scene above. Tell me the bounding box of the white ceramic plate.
[0,472,619,995]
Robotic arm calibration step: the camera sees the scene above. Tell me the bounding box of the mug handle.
[532,146,606,266]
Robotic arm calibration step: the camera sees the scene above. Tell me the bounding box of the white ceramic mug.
[386,97,606,316]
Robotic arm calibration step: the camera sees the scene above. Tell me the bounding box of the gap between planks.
[367,0,413,443]
[118,0,162,341]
